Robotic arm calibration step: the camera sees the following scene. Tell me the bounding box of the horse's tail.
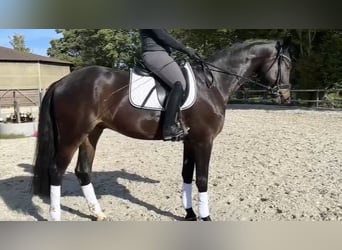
[32,82,59,197]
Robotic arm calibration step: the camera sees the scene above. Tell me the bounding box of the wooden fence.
[1,88,341,111]
[0,89,42,122]
[230,88,342,108]
[0,89,41,108]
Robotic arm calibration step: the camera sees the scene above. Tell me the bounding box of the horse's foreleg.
[75,127,106,221]
[182,141,197,221]
[194,140,213,221]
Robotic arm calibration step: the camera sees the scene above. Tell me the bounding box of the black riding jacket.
[140,29,190,55]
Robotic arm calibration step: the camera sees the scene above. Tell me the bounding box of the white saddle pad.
[129,62,196,111]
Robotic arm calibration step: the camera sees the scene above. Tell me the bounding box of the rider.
[139,29,198,141]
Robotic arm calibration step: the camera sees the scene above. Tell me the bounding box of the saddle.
[129,61,196,111]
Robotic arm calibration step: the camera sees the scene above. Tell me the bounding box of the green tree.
[9,33,31,53]
[290,30,342,89]
[48,29,140,70]
[47,29,342,92]
[319,30,342,86]
[232,29,290,41]
[171,29,236,58]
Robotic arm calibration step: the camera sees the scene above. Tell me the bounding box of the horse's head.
[257,38,292,104]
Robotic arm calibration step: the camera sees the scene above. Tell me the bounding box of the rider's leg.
[142,51,187,140]
[162,81,184,140]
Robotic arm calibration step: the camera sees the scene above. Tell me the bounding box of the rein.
[199,60,273,91]
[195,49,291,95]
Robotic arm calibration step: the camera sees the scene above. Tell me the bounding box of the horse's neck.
[211,55,254,104]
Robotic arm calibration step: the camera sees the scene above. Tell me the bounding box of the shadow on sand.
[0,163,183,221]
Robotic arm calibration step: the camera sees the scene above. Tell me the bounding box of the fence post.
[13,90,21,123]
[316,90,319,108]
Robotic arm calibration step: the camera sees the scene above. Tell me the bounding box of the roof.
[0,46,73,65]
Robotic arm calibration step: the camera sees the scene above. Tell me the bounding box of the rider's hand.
[186,48,198,59]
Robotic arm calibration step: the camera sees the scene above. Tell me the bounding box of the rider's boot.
[163,81,185,141]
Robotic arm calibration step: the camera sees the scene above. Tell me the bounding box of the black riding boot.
[163,82,185,141]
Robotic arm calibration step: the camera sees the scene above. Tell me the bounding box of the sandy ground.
[0,105,341,221]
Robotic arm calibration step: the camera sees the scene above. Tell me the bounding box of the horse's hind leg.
[75,126,106,221]
[49,140,80,221]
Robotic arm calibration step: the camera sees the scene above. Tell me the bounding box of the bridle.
[266,46,292,95]
[195,44,291,97]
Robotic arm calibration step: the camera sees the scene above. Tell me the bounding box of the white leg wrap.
[182,183,192,209]
[198,192,209,218]
[50,185,61,221]
[81,183,102,215]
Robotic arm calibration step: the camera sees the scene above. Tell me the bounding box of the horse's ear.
[282,36,291,50]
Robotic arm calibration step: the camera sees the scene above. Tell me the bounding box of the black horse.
[32,39,292,221]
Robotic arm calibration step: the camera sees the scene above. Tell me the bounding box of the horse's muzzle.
[278,88,291,104]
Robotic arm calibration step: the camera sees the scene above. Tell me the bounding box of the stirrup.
[163,125,184,141]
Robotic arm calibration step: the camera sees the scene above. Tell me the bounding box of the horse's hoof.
[184,208,197,221]
[184,216,197,221]
[200,216,212,221]
[96,212,107,221]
